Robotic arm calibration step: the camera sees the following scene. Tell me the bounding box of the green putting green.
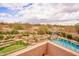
[0,45,26,56]
[0,41,28,56]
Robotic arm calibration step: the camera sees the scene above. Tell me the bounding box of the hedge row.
[57,32,79,42]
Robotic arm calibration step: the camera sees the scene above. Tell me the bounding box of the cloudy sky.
[0,3,79,25]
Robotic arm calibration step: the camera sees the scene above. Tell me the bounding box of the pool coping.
[48,41,79,56]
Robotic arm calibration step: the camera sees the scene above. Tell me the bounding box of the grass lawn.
[0,45,26,56]
[0,41,28,56]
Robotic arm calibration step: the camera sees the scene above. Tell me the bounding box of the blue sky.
[0,3,32,16]
[0,3,79,25]
[0,7,18,16]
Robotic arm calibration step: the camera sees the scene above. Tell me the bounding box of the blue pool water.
[51,38,79,53]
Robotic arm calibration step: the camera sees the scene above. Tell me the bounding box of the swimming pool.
[51,38,79,53]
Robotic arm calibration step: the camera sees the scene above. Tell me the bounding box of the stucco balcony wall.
[18,43,47,56]
[46,41,79,56]
[8,41,47,56]
[7,41,79,56]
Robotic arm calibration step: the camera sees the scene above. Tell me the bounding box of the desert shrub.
[56,32,64,37]
[0,34,4,40]
[7,30,19,35]
[0,32,4,34]
[55,32,60,35]
[67,34,72,39]
[48,31,52,35]
[5,35,14,40]
[0,47,4,50]
[38,25,52,35]
[60,32,66,37]
[73,36,79,42]
[21,32,30,36]
[13,24,24,30]
[75,23,79,33]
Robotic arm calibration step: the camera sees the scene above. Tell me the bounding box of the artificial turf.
[0,41,27,56]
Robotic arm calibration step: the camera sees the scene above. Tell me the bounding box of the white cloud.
[0,3,26,10]
[0,3,79,25]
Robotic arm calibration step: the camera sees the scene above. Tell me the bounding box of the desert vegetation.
[0,23,52,55]
[0,22,79,55]
[75,23,79,33]
[56,31,79,42]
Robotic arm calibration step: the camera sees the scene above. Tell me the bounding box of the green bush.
[60,32,66,37]
[55,32,61,35]
[0,34,4,40]
[16,40,27,46]
[48,31,52,35]
[56,32,65,37]
[73,36,79,42]
[5,35,14,40]
[67,34,72,39]
[13,24,24,30]
[0,32,4,34]
[75,23,79,33]
[7,30,19,35]
[0,47,4,50]
[21,32,30,36]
